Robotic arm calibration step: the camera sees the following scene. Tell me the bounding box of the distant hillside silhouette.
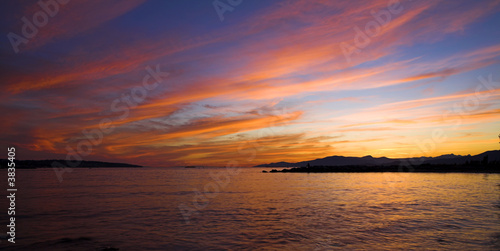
[256,150,500,167]
[0,159,142,169]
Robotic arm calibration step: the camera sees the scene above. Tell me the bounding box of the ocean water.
[1,167,499,250]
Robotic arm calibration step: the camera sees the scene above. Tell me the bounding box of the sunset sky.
[1,0,499,167]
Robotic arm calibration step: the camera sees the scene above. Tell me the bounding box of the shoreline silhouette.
[267,163,500,173]
[260,150,500,173]
[0,159,142,169]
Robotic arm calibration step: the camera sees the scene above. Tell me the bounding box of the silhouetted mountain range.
[256,150,500,167]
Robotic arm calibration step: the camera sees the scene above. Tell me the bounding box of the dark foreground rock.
[271,163,500,173]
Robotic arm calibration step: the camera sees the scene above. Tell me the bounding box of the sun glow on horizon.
[1,0,499,166]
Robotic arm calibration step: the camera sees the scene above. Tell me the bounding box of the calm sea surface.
[1,167,499,250]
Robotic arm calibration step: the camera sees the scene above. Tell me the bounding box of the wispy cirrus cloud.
[1,0,500,165]
[10,0,147,52]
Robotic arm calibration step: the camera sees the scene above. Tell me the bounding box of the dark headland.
[0,159,142,169]
[258,150,500,173]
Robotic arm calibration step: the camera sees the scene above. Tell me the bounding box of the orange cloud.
[3,0,500,166]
